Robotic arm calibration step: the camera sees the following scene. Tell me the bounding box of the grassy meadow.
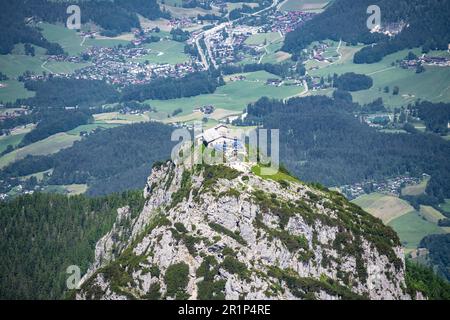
[138,40,191,65]
[280,0,330,12]
[146,71,305,117]
[352,192,414,224]
[388,211,445,249]
[0,133,81,169]
[308,45,450,108]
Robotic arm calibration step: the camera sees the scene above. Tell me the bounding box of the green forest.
[239,96,450,202]
[0,0,167,54]
[0,122,176,196]
[283,0,450,63]
[0,190,145,299]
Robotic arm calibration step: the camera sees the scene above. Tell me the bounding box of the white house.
[197,124,245,155]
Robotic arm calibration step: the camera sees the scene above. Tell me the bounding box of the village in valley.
[12,0,316,88]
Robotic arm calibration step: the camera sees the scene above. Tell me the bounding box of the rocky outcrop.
[77,161,411,300]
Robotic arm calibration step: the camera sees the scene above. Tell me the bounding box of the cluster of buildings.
[310,42,335,62]
[168,17,197,29]
[400,54,450,69]
[261,10,314,35]
[228,75,247,81]
[46,55,83,63]
[339,175,425,200]
[266,78,283,86]
[193,105,215,115]
[203,25,259,65]
[196,124,247,167]
[131,27,170,46]
[72,46,153,85]
[0,107,29,123]
[34,43,200,86]
[363,114,395,127]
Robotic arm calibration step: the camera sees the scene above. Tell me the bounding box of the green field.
[159,1,220,19]
[352,192,414,224]
[0,40,88,102]
[43,60,90,74]
[308,46,450,108]
[245,32,283,46]
[11,43,47,57]
[251,164,300,183]
[66,123,121,135]
[84,37,130,48]
[138,40,190,65]
[39,184,87,195]
[401,177,430,196]
[40,22,130,56]
[39,22,86,56]
[93,112,151,124]
[227,2,259,11]
[0,133,81,169]
[0,54,45,78]
[280,0,330,12]
[0,133,26,153]
[260,41,291,64]
[0,80,35,103]
[157,0,182,6]
[419,205,447,224]
[19,169,53,183]
[388,211,445,249]
[0,41,86,78]
[146,71,305,116]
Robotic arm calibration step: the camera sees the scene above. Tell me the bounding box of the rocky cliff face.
[77,161,411,300]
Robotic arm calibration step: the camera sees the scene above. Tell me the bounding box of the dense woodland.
[21,110,92,146]
[419,234,450,282]
[405,260,450,300]
[0,191,145,299]
[121,71,225,101]
[413,101,450,135]
[283,0,450,63]
[333,73,373,92]
[19,78,120,109]
[0,122,176,196]
[238,96,450,202]
[0,1,64,55]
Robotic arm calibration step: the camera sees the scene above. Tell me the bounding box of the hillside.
[0,190,145,299]
[240,96,450,201]
[0,0,166,54]
[282,0,450,63]
[76,161,412,300]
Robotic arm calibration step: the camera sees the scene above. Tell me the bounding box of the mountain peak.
[76,161,413,300]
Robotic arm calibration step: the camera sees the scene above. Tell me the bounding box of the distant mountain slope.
[282,0,450,63]
[0,0,168,54]
[240,96,450,202]
[0,122,176,196]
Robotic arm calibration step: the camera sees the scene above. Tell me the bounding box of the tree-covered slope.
[282,0,450,63]
[0,122,176,196]
[0,0,167,54]
[0,191,145,299]
[239,96,450,201]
